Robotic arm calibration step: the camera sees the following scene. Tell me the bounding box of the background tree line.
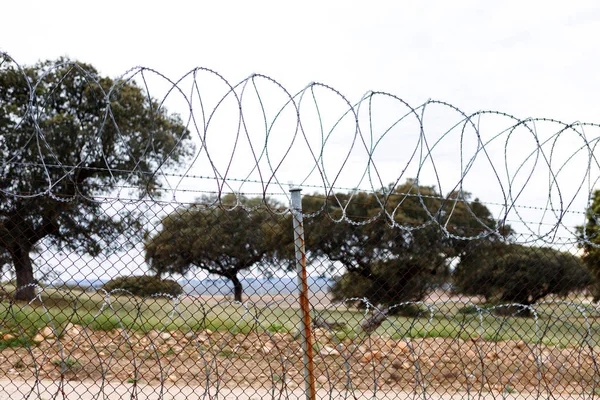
[145,182,595,309]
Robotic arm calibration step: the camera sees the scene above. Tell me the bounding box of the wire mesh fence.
[2,53,600,399]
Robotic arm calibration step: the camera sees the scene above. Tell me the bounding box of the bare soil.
[0,324,597,397]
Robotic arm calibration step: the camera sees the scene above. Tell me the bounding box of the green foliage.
[297,180,504,307]
[145,194,284,301]
[454,242,591,306]
[52,357,81,370]
[102,275,183,298]
[266,322,289,333]
[0,335,32,350]
[330,261,433,311]
[577,189,600,300]
[13,359,26,370]
[0,56,192,300]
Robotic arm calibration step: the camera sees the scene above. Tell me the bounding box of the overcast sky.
[3,1,599,120]
[2,0,600,280]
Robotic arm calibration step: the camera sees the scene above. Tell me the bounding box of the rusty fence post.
[289,187,317,400]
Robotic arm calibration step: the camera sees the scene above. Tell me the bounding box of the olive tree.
[0,56,192,300]
[454,243,591,307]
[577,189,600,300]
[144,195,284,302]
[296,181,504,309]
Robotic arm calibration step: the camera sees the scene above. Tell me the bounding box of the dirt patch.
[0,325,596,397]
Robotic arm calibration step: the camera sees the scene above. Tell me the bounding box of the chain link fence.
[2,53,600,399]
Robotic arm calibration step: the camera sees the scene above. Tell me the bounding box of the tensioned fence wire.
[1,51,599,243]
[1,53,600,399]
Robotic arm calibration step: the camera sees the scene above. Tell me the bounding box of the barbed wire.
[1,52,600,245]
[4,160,592,219]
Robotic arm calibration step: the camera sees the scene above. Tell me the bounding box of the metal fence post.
[290,187,317,400]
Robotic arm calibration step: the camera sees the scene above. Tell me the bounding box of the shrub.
[102,275,183,298]
[52,357,81,370]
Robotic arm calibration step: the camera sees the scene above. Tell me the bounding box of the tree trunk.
[229,274,243,302]
[10,244,36,301]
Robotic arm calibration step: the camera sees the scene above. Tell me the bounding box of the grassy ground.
[0,285,599,349]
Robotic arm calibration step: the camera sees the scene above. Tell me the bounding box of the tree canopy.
[0,57,192,300]
[144,195,284,302]
[577,189,600,300]
[453,243,591,307]
[297,181,505,308]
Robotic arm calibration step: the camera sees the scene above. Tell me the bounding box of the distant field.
[0,285,598,349]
